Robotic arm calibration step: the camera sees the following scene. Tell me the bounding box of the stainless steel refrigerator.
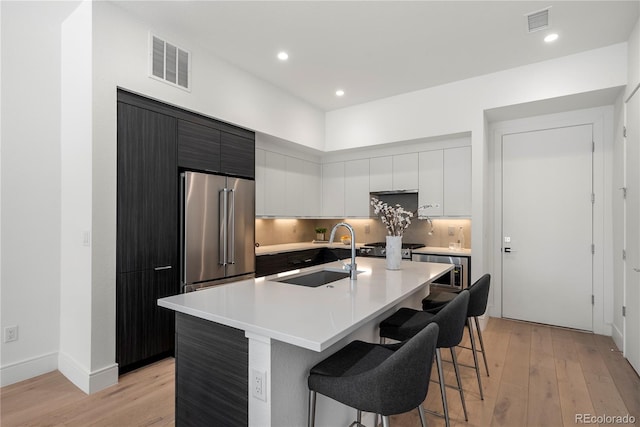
[181,171,255,292]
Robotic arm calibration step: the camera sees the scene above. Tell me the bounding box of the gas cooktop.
[360,242,425,259]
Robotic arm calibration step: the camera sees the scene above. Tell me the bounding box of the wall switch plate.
[365,225,370,234]
[251,369,267,401]
[4,325,18,343]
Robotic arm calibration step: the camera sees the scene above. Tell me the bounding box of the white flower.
[370,197,414,237]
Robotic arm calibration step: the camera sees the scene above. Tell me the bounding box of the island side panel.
[175,313,248,426]
[270,289,428,426]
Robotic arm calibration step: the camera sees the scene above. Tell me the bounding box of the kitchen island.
[158,257,452,426]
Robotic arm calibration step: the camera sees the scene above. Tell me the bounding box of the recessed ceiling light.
[544,33,559,43]
[277,51,289,61]
[335,90,345,97]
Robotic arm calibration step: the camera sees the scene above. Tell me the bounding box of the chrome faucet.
[329,222,358,280]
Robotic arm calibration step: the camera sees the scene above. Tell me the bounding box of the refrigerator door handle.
[219,188,228,266]
[228,188,236,264]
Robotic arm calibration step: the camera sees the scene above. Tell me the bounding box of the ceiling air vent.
[526,8,550,33]
[149,34,191,91]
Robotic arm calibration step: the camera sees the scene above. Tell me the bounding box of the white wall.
[0,1,77,386]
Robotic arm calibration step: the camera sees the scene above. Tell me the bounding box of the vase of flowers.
[370,197,414,270]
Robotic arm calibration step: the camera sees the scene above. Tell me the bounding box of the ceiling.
[114,1,639,112]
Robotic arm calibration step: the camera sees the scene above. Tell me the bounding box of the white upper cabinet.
[345,159,370,217]
[263,151,287,216]
[418,147,471,217]
[369,156,392,191]
[418,150,444,217]
[392,153,419,191]
[443,146,471,216]
[322,162,345,217]
[286,157,320,217]
[255,148,266,216]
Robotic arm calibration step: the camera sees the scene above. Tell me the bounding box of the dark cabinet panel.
[116,268,176,370]
[117,102,178,274]
[256,248,344,277]
[177,119,221,172]
[175,313,248,426]
[221,131,255,178]
[324,247,354,262]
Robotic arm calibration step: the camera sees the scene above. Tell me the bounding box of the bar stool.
[379,290,470,427]
[307,322,439,427]
[422,274,491,399]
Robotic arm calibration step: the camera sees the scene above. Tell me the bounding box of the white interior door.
[625,89,640,374]
[502,125,593,331]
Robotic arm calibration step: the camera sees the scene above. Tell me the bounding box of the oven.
[359,242,425,260]
[411,253,470,290]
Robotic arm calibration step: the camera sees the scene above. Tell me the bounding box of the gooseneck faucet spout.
[329,222,358,280]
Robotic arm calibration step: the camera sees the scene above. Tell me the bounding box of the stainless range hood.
[369,190,419,215]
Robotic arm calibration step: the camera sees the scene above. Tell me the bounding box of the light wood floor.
[1,318,638,427]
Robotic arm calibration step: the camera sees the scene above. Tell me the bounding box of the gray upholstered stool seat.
[379,290,470,427]
[422,274,491,400]
[307,322,439,427]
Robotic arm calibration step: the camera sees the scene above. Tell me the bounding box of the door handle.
[504,247,511,253]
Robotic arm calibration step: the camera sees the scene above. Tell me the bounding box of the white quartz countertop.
[412,246,472,256]
[255,241,365,255]
[158,258,452,352]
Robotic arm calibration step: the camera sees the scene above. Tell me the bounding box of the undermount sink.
[276,268,359,287]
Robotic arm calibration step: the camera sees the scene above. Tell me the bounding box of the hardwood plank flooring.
[1,318,639,427]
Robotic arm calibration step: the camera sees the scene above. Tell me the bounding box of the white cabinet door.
[286,156,305,217]
[393,153,419,190]
[255,148,266,216]
[295,158,321,217]
[345,159,370,217]
[443,146,471,216]
[418,150,444,217]
[264,151,286,216]
[369,156,392,191]
[322,162,345,217]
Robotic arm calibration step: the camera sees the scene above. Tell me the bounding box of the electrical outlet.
[448,227,455,236]
[251,369,267,401]
[4,325,18,343]
[364,224,370,234]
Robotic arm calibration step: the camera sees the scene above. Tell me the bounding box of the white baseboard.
[58,351,118,394]
[0,352,58,387]
[612,322,624,351]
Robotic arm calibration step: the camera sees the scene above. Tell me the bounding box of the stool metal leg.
[435,348,451,427]
[450,348,468,422]
[418,404,427,427]
[308,390,316,427]
[382,415,391,427]
[467,318,484,400]
[474,316,490,376]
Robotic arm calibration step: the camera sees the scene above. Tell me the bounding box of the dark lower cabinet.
[116,268,176,371]
[175,313,248,427]
[255,247,357,277]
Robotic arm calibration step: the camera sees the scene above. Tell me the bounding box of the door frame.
[489,106,614,336]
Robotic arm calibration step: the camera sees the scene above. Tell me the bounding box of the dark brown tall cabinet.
[116,89,256,374]
[116,93,178,372]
